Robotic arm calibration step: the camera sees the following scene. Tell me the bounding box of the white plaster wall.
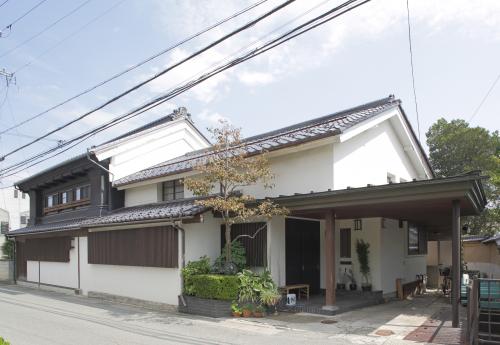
[380,219,405,293]
[26,241,79,288]
[96,120,209,180]
[26,261,38,283]
[124,183,159,207]
[347,218,382,291]
[333,120,418,190]
[184,212,221,263]
[243,144,334,199]
[79,236,181,305]
[268,216,286,287]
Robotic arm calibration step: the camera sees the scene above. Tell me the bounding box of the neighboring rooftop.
[115,96,418,187]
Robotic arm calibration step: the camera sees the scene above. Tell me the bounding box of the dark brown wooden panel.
[16,241,27,279]
[88,226,178,268]
[25,237,71,262]
[221,222,267,267]
[340,228,351,258]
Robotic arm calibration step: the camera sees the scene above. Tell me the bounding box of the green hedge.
[0,337,10,345]
[188,274,239,300]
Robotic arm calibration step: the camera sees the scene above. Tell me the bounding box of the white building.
[9,97,486,320]
[0,186,30,249]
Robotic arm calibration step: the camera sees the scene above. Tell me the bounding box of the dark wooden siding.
[221,222,267,267]
[16,241,27,279]
[340,228,351,258]
[88,226,178,268]
[25,237,72,262]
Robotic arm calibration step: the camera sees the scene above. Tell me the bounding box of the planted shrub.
[0,337,10,345]
[214,240,247,273]
[189,274,239,300]
[182,256,211,295]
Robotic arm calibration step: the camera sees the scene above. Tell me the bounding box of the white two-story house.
[9,97,486,320]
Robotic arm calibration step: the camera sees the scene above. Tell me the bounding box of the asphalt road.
[0,283,439,345]
[0,284,342,345]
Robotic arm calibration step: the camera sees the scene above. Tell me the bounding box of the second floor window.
[162,179,184,201]
[20,216,27,225]
[13,190,18,198]
[44,184,90,209]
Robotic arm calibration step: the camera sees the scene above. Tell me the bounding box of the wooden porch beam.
[324,210,336,309]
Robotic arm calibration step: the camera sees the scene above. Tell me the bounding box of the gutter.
[173,221,187,307]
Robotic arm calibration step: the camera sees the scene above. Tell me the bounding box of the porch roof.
[273,172,487,241]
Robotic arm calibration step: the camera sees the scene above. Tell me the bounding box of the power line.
[0,0,92,58]
[14,0,128,74]
[1,0,269,135]
[0,0,48,37]
[0,0,9,9]
[0,0,294,160]
[405,0,421,141]
[0,0,371,177]
[0,0,334,176]
[469,72,500,122]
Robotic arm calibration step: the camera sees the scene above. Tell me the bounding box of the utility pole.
[0,68,15,87]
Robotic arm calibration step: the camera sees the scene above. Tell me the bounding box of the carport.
[274,172,488,327]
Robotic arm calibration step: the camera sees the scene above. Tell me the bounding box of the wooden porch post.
[324,210,336,309]
[451,199,461,328]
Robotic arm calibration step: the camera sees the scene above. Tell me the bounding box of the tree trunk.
[225,223,232,263]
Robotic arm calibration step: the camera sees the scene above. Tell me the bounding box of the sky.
[0,0,499,187]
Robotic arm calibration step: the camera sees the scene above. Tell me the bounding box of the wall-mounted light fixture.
[354,219,362,231]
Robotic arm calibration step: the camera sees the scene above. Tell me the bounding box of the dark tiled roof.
[84,197,208,227]
[8,198,208,236]
[8,218,86,236]
[115,96,401,187]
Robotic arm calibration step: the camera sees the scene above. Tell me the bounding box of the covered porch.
[273,172,487,327]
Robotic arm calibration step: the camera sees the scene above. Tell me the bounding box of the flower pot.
[232,311,242,317]
[253,311,264,318]
[349,283,357,291]
[242,310,253,317]
[336,283,346,290]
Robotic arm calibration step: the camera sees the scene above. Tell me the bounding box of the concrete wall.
[0,260,14,282]
[333,120,418,190]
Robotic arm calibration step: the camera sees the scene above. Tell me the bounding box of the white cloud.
[144,0,500,104]
[197,110,230,126]
[238,71,275,86]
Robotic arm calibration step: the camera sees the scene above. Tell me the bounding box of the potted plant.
[260,287,282,316]
[356,239,372,292]
[253,305,265,318]
[231,301,242,317]
[242,304,254,317]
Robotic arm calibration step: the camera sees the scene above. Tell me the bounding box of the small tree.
[356,239,370,287]
[185,121,288,264]
[1,237,14,260]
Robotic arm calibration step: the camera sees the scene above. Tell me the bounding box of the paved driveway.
[0,284,459,345]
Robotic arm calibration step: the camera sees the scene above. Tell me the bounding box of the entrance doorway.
[285,218,320,294]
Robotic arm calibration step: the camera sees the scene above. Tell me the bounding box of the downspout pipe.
[173,221,186,307]
[86,149,115,215]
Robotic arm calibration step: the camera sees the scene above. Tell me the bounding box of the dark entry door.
[285,218,320,294]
